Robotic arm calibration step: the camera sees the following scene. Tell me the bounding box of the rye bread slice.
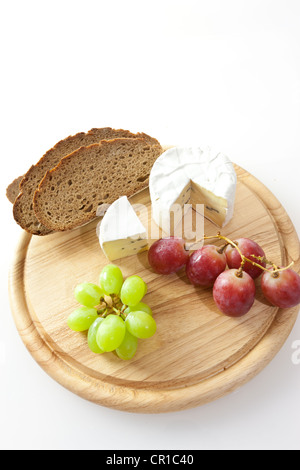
[33,138,163,232]
[6,176,23,203]
[13,127,160,235]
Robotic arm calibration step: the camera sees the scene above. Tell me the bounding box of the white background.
[1,0,299,451]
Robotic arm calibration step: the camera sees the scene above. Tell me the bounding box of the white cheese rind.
[149,146,237,229]
[99,196,148,260]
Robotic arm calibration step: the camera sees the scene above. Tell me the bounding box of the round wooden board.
[9,165,300,413]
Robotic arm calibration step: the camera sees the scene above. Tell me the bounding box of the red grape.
[148,237,189,275]
[186,245,227,287]
[225,238,266,279]
[261,268,300,308]
[213,269,256,317]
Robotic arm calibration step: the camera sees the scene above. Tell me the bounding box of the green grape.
[74,282,103,307]
[99,264,124,295]
[125,311,157,339]
[124,301,153,317]
[67,307,98,332]
[143,282,148,296]
[96,314,126,352]
[116,330,138,360]
[88,317,105,353]
[120,275,147,306]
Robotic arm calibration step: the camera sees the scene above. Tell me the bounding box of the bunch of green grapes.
[67,264,156,360]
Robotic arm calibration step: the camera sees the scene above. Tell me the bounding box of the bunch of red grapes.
[148,235,300,317]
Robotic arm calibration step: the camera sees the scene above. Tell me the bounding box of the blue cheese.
[98,196,148,260]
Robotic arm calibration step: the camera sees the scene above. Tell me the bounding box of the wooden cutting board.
[8,164,300,413]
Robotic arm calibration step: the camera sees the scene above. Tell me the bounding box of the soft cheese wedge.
[98,196,148,260]
[149,146,237,232]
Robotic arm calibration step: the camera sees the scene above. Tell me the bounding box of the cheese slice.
[98,196,148,260]
[149,146,237,232]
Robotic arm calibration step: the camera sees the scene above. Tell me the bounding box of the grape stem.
[189,232,294,275]
[97,307,108,317]
[217,243,230,255]
[97,296,127,320]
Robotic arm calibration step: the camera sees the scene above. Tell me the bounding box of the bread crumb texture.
[33,138,163,231]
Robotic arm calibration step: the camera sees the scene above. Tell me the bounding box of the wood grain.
[8,165,300,413]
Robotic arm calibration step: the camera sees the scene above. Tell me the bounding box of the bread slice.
[6,176,23,203]
[13,127,160,235]
[33,138,163,232]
